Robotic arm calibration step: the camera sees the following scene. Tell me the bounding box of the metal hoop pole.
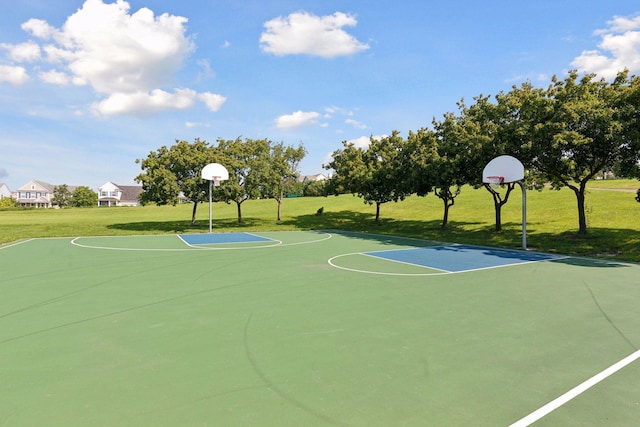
[209,179,212,233]
[518,180,526,249]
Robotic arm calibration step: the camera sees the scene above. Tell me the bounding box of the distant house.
[98,182,143,206]
[298,173,328,183]
[0,183,12,199]
[15,180,55,208]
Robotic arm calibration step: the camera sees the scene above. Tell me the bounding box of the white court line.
[0,239,35,250]
[509,348,640,427]
[70,232,331,251]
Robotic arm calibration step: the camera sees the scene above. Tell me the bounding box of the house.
[0,183,12,199]
[15,180,55,208]
[298,173,328,183]
[97,182,143,206]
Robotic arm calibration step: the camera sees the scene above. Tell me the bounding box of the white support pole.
[208,179,212,233]
[518,180,527,249]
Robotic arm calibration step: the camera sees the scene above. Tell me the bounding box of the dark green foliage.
[70,186,98,207]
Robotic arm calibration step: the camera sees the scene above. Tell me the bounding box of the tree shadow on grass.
[106,217,272,234]
[106,211,640,264]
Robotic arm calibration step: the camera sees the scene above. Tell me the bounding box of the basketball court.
[1,230,639,426]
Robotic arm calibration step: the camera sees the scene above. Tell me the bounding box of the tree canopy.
[136,137,306,224]
[324,70,640,233]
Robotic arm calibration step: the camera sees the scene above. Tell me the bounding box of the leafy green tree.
[303,179,325,197]
[0,196,18,208]
[70,186,98,207]
[136,138,217,225]
[459,92,534,231]
[519,70,630,234]
[262,142,306,221]
[326,131,410,222]
[214,137,272,223]
[613,73,640,190]
[53,184,71,208]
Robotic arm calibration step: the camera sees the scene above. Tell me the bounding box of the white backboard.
[482,155,524,184]
[201,163,229,181]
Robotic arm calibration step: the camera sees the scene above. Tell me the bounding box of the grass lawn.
[1,179,639,262]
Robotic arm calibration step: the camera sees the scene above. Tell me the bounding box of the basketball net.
[212,176,221,187]
[486,175,504,191]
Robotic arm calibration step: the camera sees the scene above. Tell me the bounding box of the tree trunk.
[441,196,451,229]
[375,201,381,222]
[574,186,587,234]
[277,191,283,222]
[191,201,198,225]
[483,183,515,232]
[494,202,502,232]
[236,201,243,223]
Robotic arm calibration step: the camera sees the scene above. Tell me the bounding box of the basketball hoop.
[485,175,504,191]
[201,163,229,233]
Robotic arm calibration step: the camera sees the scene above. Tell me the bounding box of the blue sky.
[1,0,639,191]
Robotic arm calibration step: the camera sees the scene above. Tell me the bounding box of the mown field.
[1,179,639,262]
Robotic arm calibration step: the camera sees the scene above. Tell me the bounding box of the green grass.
[1,179,639,261]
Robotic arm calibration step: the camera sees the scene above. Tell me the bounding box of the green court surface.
[1,231,639,426]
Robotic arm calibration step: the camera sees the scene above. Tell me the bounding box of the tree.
[136,138,217,225]
[520,71,630,234]
[0,196,18,208]
[53,184,71,208]
[459,92,534,231]
[215,137,272,223]
[325,131,410,222]
[70,186,98,207]
[263,142,306,221]
[429,113,481,229]
[303,180,325,197]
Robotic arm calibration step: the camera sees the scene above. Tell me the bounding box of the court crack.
[584,282,637,351]
[243,313,353,427]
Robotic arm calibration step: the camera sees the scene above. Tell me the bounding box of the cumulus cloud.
[21,18,57,39]
[572,14,640,79]
[198,92,226,112]
[39,69,71,85]
[345,118,367,129]
[0,65,29,85]
[260,11,369,58]
[1,41,41,62]
[92,88,197,116]
[275,110,321,129]
[1,0,226,116]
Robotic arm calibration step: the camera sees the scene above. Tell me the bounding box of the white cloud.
[198,92,227,112]
[345,118,367,129]
[58,0,194,94]
[2,0,226,116]
[21,18,58,39]
[0,65,29,85]
[1,41,41,62]
[260,11,369,58]
[275,110,321,129]
[347,135,374,149]
[185,121,210,128]
[92,88,197,116]
[572,14,640,79]
[39,69,71,85]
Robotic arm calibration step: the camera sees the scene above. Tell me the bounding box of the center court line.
[509,348,640,427]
